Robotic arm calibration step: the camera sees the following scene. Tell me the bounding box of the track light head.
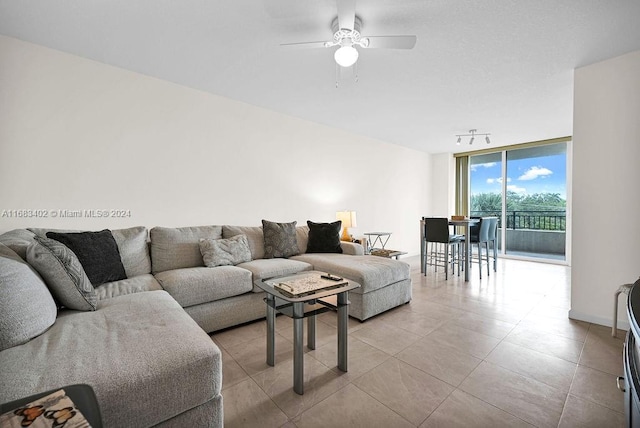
[469,137,474,145]
[486,136,491,144]
[456,136,461,145]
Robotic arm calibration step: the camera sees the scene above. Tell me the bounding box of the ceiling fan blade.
[337,0,356,30]
[280,41,329,49]
[364,35,417,49]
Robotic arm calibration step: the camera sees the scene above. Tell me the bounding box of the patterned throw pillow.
[262,220,300,259]
[306,221,343,253]
[200,235,252,267]
[26,236,97,311]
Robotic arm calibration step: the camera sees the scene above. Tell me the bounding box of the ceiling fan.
[281,0,417,69]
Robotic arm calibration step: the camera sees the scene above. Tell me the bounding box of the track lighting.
[455,129,491,146]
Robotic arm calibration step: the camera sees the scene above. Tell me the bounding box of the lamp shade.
[334,46,359,67]
[336,211,357,228]
[336,211,357,241]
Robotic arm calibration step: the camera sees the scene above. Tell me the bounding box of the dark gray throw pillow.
[306,221,343,253]
[47,230,127,286]
[262,220,300,258]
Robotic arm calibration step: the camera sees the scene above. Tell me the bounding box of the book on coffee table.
[274,274,348,297]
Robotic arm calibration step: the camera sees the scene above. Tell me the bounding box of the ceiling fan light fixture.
[334,45,359,67]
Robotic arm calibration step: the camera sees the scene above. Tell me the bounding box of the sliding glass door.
[504,144,567,259]
[469,152,503,253]
[468,141,568,261]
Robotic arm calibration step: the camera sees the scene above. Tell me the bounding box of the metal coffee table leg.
[337,291,348,372]
[308,312,316,350]
[266,294,275,366]
[293,301,304,395]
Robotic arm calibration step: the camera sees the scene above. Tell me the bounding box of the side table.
[364,232,392,252]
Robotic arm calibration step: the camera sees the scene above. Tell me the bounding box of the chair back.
[487,217,498,242]
[478,217,492,243]
[469,216,481,241]
[424,217,450,244]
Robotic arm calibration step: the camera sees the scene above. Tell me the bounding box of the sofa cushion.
[222,225,265,259]
[306,220,343,253]
[340,241,366,256]
[262,219,299,259]
[26,236,97,311]
[290,254,411,294]
[150,225,222,273]
[155,266,253,307]
[0,244,57,351]
[46,230,127,285]
[111,226,151,277]
[200,235,252,267]
[236,258,314,291]
[0,290,222,428]
[94,274,163,300]
[296,225,310,254]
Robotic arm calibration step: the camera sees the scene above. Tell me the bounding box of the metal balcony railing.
[470,210,566,231]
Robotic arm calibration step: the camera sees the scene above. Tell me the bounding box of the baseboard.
[569,309,630,331]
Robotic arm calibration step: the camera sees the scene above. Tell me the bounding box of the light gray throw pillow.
[26,236,97,311]
[200,235,252,267]
[0,243,57,351]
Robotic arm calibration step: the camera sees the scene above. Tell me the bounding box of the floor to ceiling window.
[459,138,570,263]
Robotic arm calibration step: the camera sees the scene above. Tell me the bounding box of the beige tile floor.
[212,256,626,427]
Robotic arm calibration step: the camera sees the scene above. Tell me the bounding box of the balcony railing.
[470,210,566,231]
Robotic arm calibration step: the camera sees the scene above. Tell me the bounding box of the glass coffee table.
[255,271,361,395]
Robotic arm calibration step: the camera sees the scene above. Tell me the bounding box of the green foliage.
[471,192,566,230]
[471,192,565,212]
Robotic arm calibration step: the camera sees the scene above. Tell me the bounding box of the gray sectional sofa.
[0,223,411,427]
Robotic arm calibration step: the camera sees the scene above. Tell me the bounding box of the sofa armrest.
[340,241,364,256]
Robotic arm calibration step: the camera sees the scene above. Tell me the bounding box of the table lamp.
[336,211,357,241]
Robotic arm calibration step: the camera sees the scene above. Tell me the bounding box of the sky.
[470,153,566,198]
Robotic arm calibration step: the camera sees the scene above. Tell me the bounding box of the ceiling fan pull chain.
[355,61,359,83]
[335,63,340,88]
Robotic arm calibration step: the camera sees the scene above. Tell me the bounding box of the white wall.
[570,49,640,328]
[429,153,456,217]
[0,36,431,255]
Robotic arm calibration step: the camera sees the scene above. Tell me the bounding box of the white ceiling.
[1,0,640,154]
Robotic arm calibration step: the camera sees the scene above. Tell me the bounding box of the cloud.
[507,184,527,194]
[487,177,511,184]
[471,162,497,172]
[518,166,552,181]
